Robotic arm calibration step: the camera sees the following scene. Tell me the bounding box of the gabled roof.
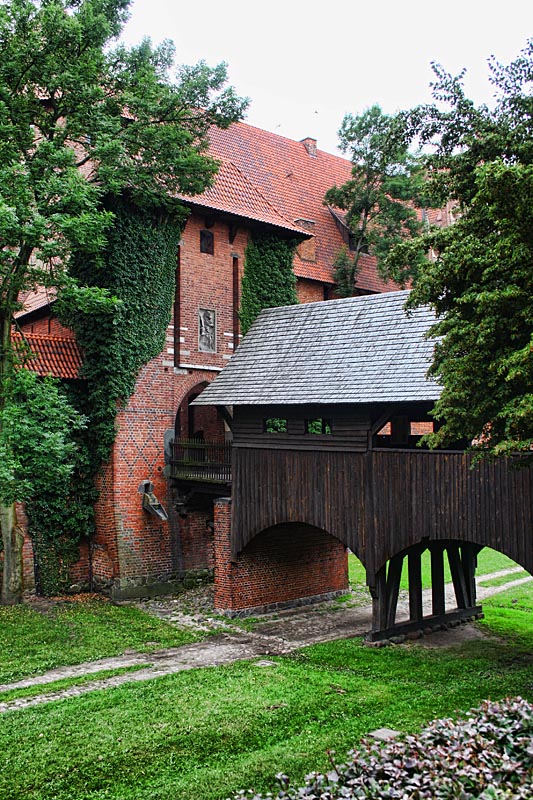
[15,288,56,319]
[193,290,440,406]
[12,333,82,379]
[207,122,396,292]
[178,158,310,237]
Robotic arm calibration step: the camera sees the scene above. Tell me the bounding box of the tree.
[324,105,427,296]
[0,0,247,603]
[0,369,85,599]
[387,40,533,459]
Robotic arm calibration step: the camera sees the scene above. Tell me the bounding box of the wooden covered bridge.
[188,291,533,640]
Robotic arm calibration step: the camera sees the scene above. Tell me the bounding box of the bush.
[234,697,533,799]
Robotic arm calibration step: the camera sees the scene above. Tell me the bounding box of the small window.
[200,229,214,255]
[264,418,287,433]
[306,419,332,435]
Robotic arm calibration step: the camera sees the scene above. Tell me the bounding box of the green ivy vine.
[43,197,185,593]
[239,232,299,335]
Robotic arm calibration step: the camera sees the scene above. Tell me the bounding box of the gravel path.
[1,568,531,714]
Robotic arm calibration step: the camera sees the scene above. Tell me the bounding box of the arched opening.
[214,521,349,615]
[174,382,227,444]
[368,540,533,641]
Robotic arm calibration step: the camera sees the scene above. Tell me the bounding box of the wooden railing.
[169,438,232,484]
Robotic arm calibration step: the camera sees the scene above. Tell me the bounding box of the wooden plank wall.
[232,405,371,452]
[231,448,533,575]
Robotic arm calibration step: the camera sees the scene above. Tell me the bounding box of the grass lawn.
[0,600,200,685]
[1,583,532,800]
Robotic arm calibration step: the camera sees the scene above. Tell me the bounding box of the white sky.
[120,0,533,156]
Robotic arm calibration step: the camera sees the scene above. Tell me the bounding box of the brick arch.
[214,508,349,615]
[174,381,225,443]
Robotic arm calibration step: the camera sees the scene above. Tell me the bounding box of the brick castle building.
[14,120,397,601]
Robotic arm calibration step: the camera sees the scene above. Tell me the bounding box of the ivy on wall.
[239,233,299,335]
[46,198,185,592]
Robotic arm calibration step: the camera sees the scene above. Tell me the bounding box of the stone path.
[1,568,531,714]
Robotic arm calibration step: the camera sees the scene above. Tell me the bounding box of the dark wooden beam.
[369,566,387,633]
[217,405,233,432]
[430,544,446,616]
[385,553,404,629]
[447,543,469,609]
[408,547,423,622]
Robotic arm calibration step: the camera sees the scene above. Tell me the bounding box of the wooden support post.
[430,544,446,617]
[385,554,404,629]
[369,566,387,634]
[447,543,469,609]
[408,547,423,622]
[461,543,480,608]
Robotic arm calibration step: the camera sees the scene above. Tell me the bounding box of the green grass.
[348,547,523,592]
[0,665,146,704]
[0,600,200,685]
[480,583,533,645]
[478,570,530,588]
[0,588,532,800]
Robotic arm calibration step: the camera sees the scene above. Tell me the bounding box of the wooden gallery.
[13,122,532,640]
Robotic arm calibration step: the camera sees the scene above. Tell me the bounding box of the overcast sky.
[120,0,532,156]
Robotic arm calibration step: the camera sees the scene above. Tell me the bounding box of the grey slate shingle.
[193,290,440,406]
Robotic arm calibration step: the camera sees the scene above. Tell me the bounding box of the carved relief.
[198,308,216,353]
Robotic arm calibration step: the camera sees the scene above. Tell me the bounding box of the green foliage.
[0,0,246,599]
[390,40,533,458]
[239,233,299,335]
[0,370,85,593]
[1,610,533,800]
[58,200,182,484]
[332,246,358,299]
[324,105,427,293]
[264,418,288,433]
[0,599,199,685]
[240,697,533,799]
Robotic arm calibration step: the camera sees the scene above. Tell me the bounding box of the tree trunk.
[0,500,24,604]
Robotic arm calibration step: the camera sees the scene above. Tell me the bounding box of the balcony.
[169,438,232,486]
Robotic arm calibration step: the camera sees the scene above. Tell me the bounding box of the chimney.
[301,137,317,157]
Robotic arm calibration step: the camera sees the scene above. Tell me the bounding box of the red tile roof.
[179,158,310,237]
[206,122,397,292]
[12,332,82,379]
[15,288,56,318]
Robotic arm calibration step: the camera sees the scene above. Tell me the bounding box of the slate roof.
[12,333,82,379]
[207,122,396,292]
[192,290,440,406]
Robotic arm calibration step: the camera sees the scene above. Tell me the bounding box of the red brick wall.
[297,278,328,304]
[179,513,214,572]
[22,315,76,338]
[178,214,247,368]
[214,500,348,613]
[15,211,340,598]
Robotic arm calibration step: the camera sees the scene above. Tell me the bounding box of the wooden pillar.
[385,553,404,629]
[369,565,387,633]
[461,543,480,608]
[447,543,469,609]
[408,547,423,622]
[430,544,446,617]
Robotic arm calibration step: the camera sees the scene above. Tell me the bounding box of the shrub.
[234,697,533,799]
